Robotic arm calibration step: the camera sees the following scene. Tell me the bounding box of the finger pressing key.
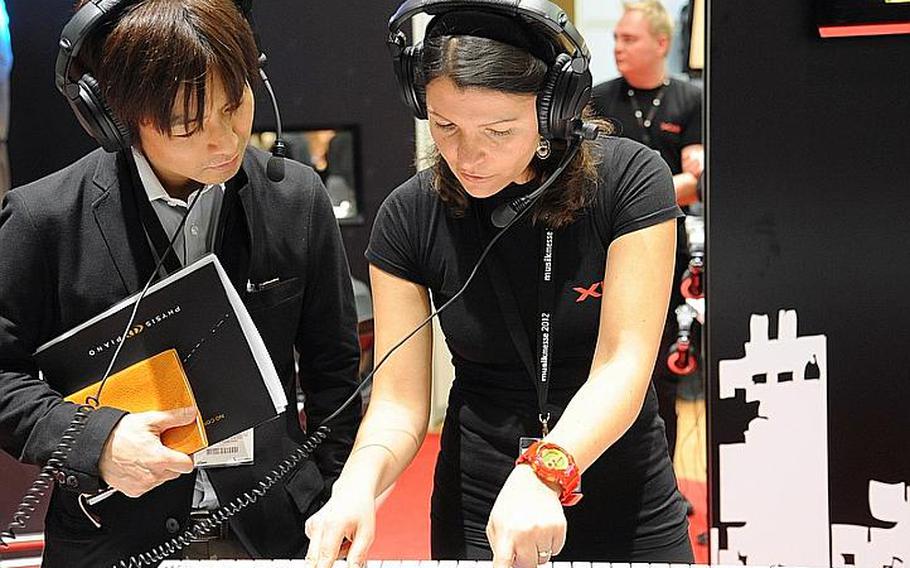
[346,521,374,568]
[316,523,346,568]
[304,515,323,568]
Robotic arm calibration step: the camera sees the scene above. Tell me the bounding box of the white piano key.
[154,561,813,568]
[0,558,43,568]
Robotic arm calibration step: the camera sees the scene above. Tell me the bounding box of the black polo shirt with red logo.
[591,77,702,175]
[365,137,690,559]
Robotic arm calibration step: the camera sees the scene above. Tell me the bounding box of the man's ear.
[657,34,671,59]
[134,117,157,149]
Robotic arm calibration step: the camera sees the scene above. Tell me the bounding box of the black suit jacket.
[0,147,362,566]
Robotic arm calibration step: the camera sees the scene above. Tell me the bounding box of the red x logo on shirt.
[573,281,603,303]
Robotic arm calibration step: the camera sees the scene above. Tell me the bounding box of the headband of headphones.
[387,0,594,140]
[388,0,591,67]
[55,0,251,152]
[425,10,556,66]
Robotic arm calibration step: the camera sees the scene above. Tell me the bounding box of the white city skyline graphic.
[831,480,909,568]
[712,309,908,567]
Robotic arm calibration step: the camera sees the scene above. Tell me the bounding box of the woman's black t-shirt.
[366,137,690,560]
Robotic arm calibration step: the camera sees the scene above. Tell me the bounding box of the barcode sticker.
[193,429,254,468]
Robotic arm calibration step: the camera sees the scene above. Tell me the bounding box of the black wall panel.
[707,0,910,563]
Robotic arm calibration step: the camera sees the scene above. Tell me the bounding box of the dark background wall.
[707,0,910,551]
[5,0,414,282]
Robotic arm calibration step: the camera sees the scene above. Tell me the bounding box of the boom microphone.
[258,55,286,182]
[490,121,599,228]
[490,139,581,228]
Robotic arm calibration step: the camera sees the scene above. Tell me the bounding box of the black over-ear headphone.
[387,0,594,141]
[55,1,137,152]
[54,0,267,154]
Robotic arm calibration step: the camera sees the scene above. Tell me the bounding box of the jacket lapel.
[216,155,254,295]
[90,151,156,295]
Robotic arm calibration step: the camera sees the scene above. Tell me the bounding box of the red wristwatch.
[516,441,583,506]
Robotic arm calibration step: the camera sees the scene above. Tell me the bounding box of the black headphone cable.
[113,135,588,568]
[325,137,584,424]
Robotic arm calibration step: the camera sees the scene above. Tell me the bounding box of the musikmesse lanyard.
[481,217,557,436]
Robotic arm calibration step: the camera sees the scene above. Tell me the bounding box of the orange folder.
[64,349,208,455]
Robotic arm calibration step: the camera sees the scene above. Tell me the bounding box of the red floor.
[371,433,709,562]
[371,433,439,559]
[678,477,709,564]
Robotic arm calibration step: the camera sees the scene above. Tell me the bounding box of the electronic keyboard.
[160,561,797,568]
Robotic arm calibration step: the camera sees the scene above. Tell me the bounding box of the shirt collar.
[130,147,223,207]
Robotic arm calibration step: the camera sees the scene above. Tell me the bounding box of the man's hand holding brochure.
[35,255,287,503]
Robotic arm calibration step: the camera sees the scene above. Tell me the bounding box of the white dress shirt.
[131,147,224,510]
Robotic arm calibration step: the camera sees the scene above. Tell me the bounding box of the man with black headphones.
[305,1,691,566]
[0,1,361,565]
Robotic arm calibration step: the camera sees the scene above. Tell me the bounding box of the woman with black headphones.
[305,1,692,566]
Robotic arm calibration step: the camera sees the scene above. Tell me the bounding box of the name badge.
[519,436,541,454]
[193,428,254,468]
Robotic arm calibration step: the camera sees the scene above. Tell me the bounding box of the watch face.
[539,447,569,470]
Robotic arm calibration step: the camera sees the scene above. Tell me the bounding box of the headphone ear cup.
[408,43,427,119]
[536,53,569,140]
[72,74,131,152]
[538,53,593,140]
[393,42,427,120]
